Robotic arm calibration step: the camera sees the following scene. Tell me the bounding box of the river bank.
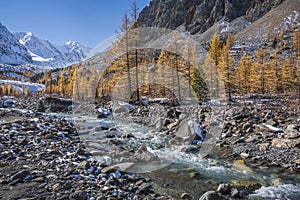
[0,95,299,199]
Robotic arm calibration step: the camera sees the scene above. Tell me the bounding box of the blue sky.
[0,0,150,48]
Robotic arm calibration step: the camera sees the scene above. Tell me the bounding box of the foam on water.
[249,184,300,200]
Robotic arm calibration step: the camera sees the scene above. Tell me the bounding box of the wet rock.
[3,99,16,107]
[271,178,283,186]
[231,180,261,189]
[232,160,253,173]
[199,191,223,200]
[231,188,239,197]
[216,183,230,194]
[134,145,158,162]
[180,192,192,199]
[190,172,200,178]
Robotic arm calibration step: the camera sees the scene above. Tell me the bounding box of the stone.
[257,143,270,151]
[52,183,61,192]
[231,180,261,189]
[134,145,158,162]
[240,153,249,159]
[285,131,299,139]
[232,160,253,173]
[78,161,89,169]
[190,172,200,178]
[216,183,230,194]
[231,188,239,197]
[294,159,300,164]
[271,178,283,186]
[199,191,222,200]
[69,190,88,200]
[10,170,30,182]
[180,193,192,199]
[271,138,300,148]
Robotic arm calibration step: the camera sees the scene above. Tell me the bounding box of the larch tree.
[168,32,181,100]
[207,32,222,98]
[209,32,222,66]
[236,54,252,95]
[183,36,193,98]
[253,47,270,94]
[157,50,167,96]
[114,13,132,99]
[269,50,282,93]
[282,58,297,94]
[58,72,65,97]
[218,36,235,101]
[131,0,140,101]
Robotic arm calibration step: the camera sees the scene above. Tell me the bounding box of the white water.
[44,112,300,199]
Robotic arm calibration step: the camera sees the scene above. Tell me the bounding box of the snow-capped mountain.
[0,22,91,68]
[0,23,32,65]
[13,31,91,67]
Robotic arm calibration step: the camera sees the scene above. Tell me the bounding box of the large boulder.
[38,97,72,112]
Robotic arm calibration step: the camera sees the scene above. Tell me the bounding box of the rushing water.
[45,112,300,199]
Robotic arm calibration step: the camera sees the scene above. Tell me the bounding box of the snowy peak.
[18,32,32,45]
[64,41,91,56]
[13,31,91,67]
[0,23,32,65]
[14,32,62,60]
[0,22,91,68]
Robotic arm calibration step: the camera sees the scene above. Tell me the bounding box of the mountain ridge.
[0,23,91,68]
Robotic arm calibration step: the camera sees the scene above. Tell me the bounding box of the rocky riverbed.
[0,95,299,200]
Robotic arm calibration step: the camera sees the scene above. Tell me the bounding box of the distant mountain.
[13,32,92,68]
[0,23,91,68]
[0,23,32,65]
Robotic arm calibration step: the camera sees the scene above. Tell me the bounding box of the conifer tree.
[58,72,65,97]
[218,36,235,101]
[131,0,140,101]
[236,54,251,95]
[209,33,222,66]
[282,59,297,94]
[183,36,192,98]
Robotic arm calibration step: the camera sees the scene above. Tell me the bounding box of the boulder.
[271,138,300,148]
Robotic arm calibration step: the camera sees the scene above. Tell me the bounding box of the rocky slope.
[0,23,91,68]
[0,23,32,65]
[138,0,284,35]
